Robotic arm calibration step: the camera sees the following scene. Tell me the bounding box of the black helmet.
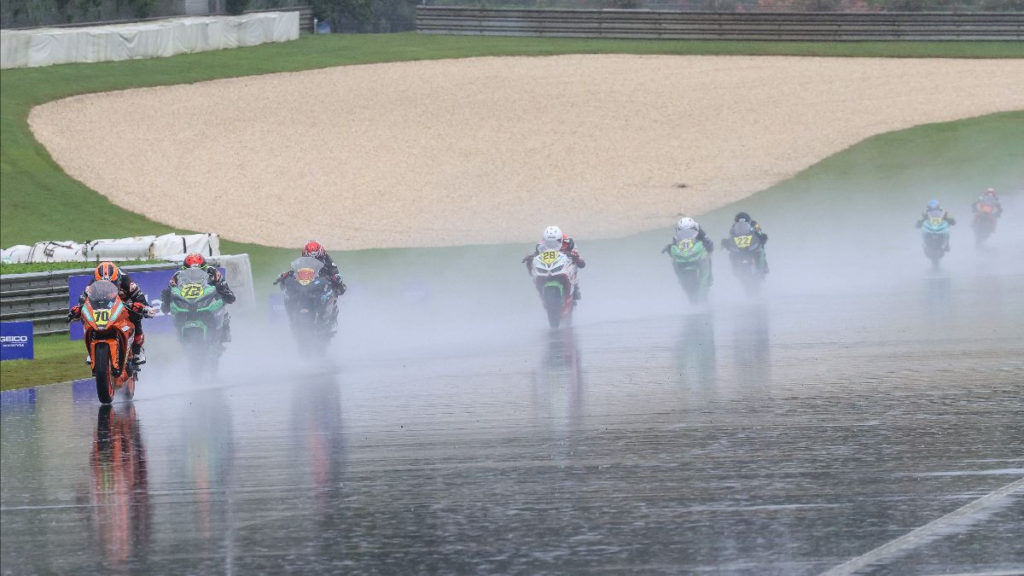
[734,212,751,223]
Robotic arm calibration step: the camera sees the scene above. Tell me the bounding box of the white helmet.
[540,223,565,240]
[676,217,697,232]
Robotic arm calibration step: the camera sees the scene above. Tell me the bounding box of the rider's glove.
[570,250,580,263]
[67,305,81,322]
[662,244,672,254]
[131,302,149,316]
[337,282,347,296]
[273,272,288,285]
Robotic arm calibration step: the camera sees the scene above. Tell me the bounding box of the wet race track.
[2,220,1024,575]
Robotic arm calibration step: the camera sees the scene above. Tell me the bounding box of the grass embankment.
[0,259,172,274]
[2,33,1022,390]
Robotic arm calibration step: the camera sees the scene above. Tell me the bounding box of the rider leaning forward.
[522,225,586,300]
[276,240,348,329]
[68,261,152,365]
[161,253,237,341]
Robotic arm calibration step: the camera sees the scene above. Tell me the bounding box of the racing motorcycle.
[921,208,950,267]
[166,267,229,374]
[77,280,151,404]
[530,248,578,329]
[723,220,766,295]
[668,228,712,304]
[972,200,999,245]
[278,257,337,355]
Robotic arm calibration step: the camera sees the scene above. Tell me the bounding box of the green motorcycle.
[669,228,712,305]
[167,267,229,374]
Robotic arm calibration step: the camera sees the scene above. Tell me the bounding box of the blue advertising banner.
[1,321,34,361]
[68,268,224,341]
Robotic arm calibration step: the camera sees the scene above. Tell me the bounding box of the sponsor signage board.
[1,321,34,361]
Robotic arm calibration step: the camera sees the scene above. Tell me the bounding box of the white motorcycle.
[530,246,579,329]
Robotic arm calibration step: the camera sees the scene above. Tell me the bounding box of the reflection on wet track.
[2,266,1023,575]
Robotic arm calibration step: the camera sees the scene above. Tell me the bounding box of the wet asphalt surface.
[2,234,1023,576]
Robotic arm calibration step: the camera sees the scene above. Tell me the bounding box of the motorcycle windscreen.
[290,257,324,286]
[673,228,698,244]
[87,280,119,308]
[178,268,209,286]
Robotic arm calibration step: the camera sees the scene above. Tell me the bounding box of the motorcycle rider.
[276,240,347,330]
[160,253,237,342]
[916,199,956,251]
[721,211,769,274]
[68,261,152,365]
[522,225,586,300]
[662,217,714,285]
[972,188,1003,218]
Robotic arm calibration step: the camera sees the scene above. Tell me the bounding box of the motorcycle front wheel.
[543,285,563,329]
[94,344,115,405]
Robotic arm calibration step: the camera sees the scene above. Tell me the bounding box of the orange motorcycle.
[78,280,147,403]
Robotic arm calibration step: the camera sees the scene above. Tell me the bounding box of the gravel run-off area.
[29,55,1024,249]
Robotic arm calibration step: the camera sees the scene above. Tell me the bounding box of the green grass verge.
[0,259,172,274]
[2,33,1023,391]
[0,334,88,391]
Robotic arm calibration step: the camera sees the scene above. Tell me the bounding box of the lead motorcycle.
[530,247,579,329]
[722,220,766,295]
[668,227,712,304]
[277,257,337,356]
[921,208,951,267]
[166,267,229,375]
[76,281,152,404]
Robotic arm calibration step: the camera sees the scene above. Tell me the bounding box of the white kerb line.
[820,476,1024,576]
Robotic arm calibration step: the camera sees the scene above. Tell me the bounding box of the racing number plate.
[540,250,559,266]
[930,217,944,226]
[296,268,316,286]
[678,240,694,251]
[93,308,111,327]
[181,283,204,300]
[733,235,753,248]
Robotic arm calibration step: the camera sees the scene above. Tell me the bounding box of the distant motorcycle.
[972,200,999,245]
[530,248,579,329]
[667,228,711,304]
[166,267,229,375]
[921,208,950,267]
[722,220,766,295]
[76,280,152,403]
[277,256,337,356]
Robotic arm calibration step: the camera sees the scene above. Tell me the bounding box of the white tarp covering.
[1,12,298,69]
[1,233,220,263]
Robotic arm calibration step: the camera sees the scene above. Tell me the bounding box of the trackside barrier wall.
[415,8,1024,41]
[0,255,254,335]
[0,11,299,69]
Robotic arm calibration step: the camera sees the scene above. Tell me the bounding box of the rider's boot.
[572,285,581,301]
[85,354,91,365]
[328,305,339,333]
[221,315,233,343]
[132,333,146,365]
